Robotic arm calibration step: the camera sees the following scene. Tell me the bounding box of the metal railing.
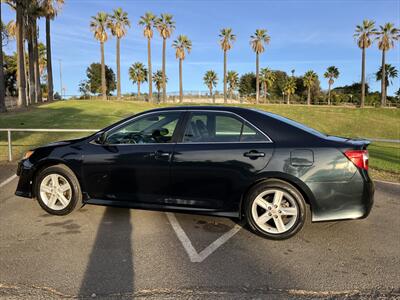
[0,128,99,162]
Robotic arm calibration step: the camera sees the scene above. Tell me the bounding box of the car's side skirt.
[84,198,240,218]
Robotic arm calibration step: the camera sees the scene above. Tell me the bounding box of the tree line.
[1,3,399,111]
[83,12,400,107]
[1,0,63,112]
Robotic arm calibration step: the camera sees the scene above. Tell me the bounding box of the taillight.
[344,150,369,170]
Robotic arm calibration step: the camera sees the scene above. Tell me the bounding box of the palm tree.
[108,8,130,99]
[172,34,192,103]
[376,64,398,100]
[25,0,42,104]
[259,67,276,101]
[90,12,109,100]
[32,9,42,103]
[0,8,5,112]
[38,42,47,76]
[376,23,400,106]
[303,70,318,105]
[250,29,271,104]
[283,77,296,104]
[40,0,64,102]
[153,70,167,103]
[139,12,156,102]
[129,62,148,98]
[324,66,339,105]
[203,70,218,103]
[5,0,27,107]
[155,13,175,102]
[354,20,377,108]
[395,88,400,99]
[219,28,236,103]
[226,70,239,100]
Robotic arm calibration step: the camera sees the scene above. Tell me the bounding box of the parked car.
[16,106,374,239]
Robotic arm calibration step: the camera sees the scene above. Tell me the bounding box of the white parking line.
[0,175,17,189]
[375,180,400,186]
[166,212,242,263]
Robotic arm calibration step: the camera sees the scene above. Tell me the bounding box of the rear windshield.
[255,110,327,138]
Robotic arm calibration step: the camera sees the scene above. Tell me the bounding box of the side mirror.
[96,132,107,144]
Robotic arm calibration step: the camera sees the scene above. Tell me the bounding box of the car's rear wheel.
[35,165,82,215]
[245,179,307,240]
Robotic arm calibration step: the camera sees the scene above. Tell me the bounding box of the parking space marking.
[166,212,242,263]
[0,175,17,189]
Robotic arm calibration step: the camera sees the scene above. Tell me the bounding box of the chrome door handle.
[154,150,171,159]
[244,151,265,158]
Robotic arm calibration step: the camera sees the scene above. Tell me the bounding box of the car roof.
[143,105,255,113]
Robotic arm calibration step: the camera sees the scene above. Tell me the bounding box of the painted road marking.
[166,212,242,263]
[0,174,17,189]
[375,180,400,186]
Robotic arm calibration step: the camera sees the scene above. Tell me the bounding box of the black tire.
[245,179,307,240]
[35,164,82,216]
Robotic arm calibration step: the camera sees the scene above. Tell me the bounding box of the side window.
[241,123,269,142]
[215,115,243,142]
[183,112,269,143]
[105,112,181,144]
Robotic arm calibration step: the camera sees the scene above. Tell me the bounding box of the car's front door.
[169,111,274,213]
[82,111,184,205]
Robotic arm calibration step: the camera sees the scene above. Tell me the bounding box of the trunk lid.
[324,135,371,150]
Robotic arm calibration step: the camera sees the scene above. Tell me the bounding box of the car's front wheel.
[245,179,307,240]
[35,164,82,215]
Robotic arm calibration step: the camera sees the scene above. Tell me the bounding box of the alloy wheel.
[251,189,299,234]
[39,174,72,210]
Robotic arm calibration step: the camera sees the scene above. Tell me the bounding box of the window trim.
[91,110,185,146]
[178,110,273,144]
[90,109,274,146]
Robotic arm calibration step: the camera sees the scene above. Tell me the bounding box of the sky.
[2,0,400,96]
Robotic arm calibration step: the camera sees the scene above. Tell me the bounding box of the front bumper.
[15,159,35,198]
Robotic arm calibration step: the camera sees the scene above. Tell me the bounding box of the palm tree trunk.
[287,93,290,105]
[116,37,121,99]
[307,86,311,105]
[0,3,6,112]
[148,37,153,102]
[100,42,106,100]
[327,82,331,105]
[256,53,259,104]
[138,82,141,98]
[46,17,53,102]
[33,18,42,103]
[263,82,267,100]
[380,50,386,106]
[179,58,183,103]
[16,3,27,107]
[27,22,36,105]
[360,47,366,108]
[223,50,227,103]
[162,38,166,102]
[210,87,214,103]
[0,17,6,112]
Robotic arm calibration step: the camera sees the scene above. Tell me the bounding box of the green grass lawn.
[1,100,399,181]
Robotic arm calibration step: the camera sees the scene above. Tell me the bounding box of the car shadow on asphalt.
[78,207,134,297]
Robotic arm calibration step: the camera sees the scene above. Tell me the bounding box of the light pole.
[59,59,63,99]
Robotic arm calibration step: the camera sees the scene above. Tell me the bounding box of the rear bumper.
[15,160,35,198]
[307,172,374,222]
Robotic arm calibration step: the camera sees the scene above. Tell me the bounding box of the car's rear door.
[169,110,274,212]
[82,111,184,205]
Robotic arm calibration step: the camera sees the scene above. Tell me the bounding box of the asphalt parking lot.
[0,164,399,299]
